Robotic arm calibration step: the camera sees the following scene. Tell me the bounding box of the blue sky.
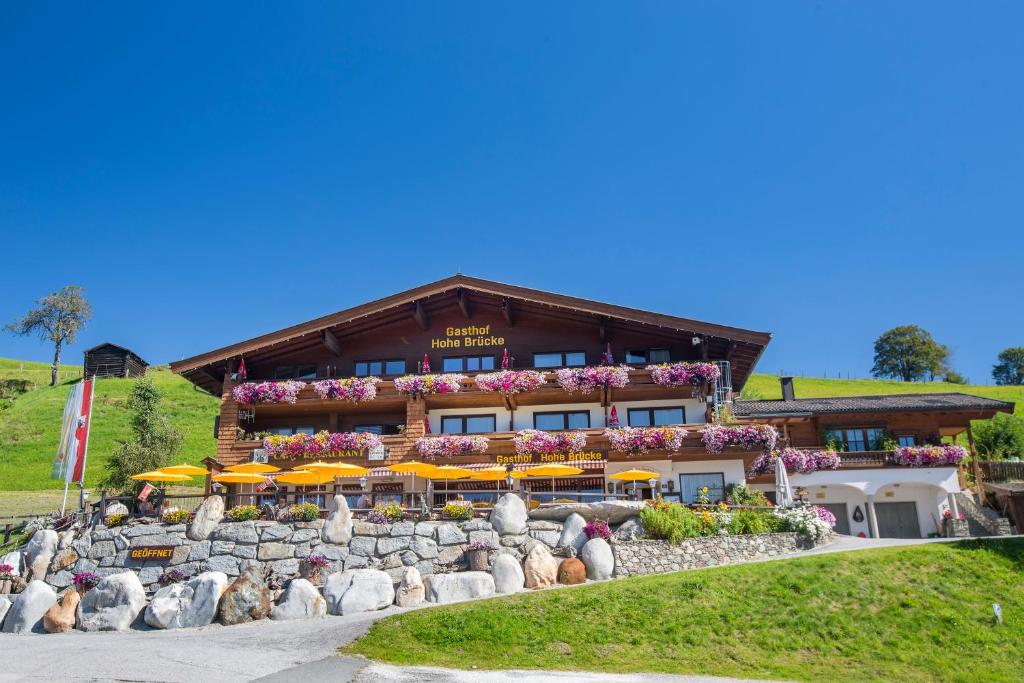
[1,3,1021,383]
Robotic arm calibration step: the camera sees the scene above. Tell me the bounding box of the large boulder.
[145,583,189,629]
[25,529,58,582]
[395,566,425,608]
[144,571,228,630]
[529,500,645,524]
[557,557,587,585]
[613,517,644,541]
[44,589,81,633]
[580,538,614,580]
[325,569,395,615]
[523,544,559,589]
[271,579,326,620]
[557,513,588,554]
[0,595,11,629]
[424,572,495,604]
[218,566,271,625]
[489,493,528,535]
[492,554,525,594]
[322,495,354,545]
[187,495,225,541]
[2,581,56,633]
[1,550,23,577]
[78,572,147,631]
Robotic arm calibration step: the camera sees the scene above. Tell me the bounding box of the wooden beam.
[725,341,738,362]
[501,298,514,326]
[414,301,430,330]
[598,317,607,343]
[320,329,343,357]
[456,289,471,319]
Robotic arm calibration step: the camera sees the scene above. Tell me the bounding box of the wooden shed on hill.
[84,343,148,379]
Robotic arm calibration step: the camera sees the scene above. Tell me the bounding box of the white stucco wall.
[607,458,747,498]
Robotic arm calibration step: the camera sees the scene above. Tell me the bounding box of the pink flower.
[475,370,547,395]
[604,426,687,455]
[513,429,587,455]
[262,430,382,459]
[394,374,466,396]
[415,435,489,459]
[311,377,379,402]
[232,381,306,405]
[555,365,631,394]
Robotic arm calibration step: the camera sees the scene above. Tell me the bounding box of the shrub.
[105,513,126,527]
[367,501,403,524]
[725,483,769,507]
[162,509,193,524]
[728,509,784,535]
[73,571,101,591]
[639,504,701,544]
[303,553,331,569]
[227,505,261,521]
[973,412,1024,460]
[288,502,320,522]
[442,501,473,521]
[774,505,834,541]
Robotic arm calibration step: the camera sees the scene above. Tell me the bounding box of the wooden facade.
[84,343,148,379]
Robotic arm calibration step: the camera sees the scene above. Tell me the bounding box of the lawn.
[345,539,1024,682]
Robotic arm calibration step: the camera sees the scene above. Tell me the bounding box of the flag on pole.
[238,358,248,379]
[424,417,431,434]
[421,354,431,373]
[256,477,275,492]
[71,379,93,484]
[609,405,620,428]
[52,379,93,483]
[138,482,156,502]
[501,348,510,369]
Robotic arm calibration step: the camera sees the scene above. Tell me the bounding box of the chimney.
[780,376,795,401]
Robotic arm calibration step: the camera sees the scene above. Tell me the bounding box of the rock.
[424,572,495,603]
[270,559,300,576]
[138,566,164,585]
[218,566,271,625]
[528,529,561,547]
[415,521,439,536]
[257,543,294,561]
[88,540,116,560]
[145,583,189,629]
[410,536,438,559]
[2,581,57,633]
[290,528,319,543]
[271,579,326,620]
[206,555,241,576]
[123,525,165,538]
[492,554,525,593]
[377,536,411,555]
[613,517,644,541]
[324,569,395,615]
[580,538,614,580]
[463,519,492,531]
[259,524,291,542]
[490,494,528,535]
[394,566,425,607]
[0,595,11,629]
[310,544,348,561]
[349,536,377,557]
[523,544,558,589]
[1,550,23,576]
[132,533,182,548]
[48,547,78,573]
[187,495,225,541]
[344,555,369,570]
[557,513,588,554]
[353,521,389,536]
[49,570,74,590]
[530,500,645,524]
[436,523,467,545]
[71,535,92,558]
[212,540,235,555]
[390,521,416,536]
[78,572,147,631]
[469,530,500,547]
[437,545,467,566]
[211,521,259,544]
[25,530,58,582]
[557,558,587,585]
[527,520,560,530]
[415,560,434,577]
[144,571,228,629]
[232,545,257,559]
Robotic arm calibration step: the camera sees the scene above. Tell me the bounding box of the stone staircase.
[955,492,1016,536]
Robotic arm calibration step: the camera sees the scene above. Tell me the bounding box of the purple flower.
[701,424,778,454]
[513,429,588,455]
[555,365,631,394]
[311,377,379,402]
[232,380,306,405]
[416,435,489,459]
[262,430,382,459]
[604,426,687,455]
[583,520,612,540]
[394,373,466,396]
[893,445,968,467]
[748,448,840,476]
[475,370,547,395]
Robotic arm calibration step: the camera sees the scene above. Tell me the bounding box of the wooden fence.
[980,460,1024,482]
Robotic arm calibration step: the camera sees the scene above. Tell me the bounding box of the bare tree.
[5,285,92,386]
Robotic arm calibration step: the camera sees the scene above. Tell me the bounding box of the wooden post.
[967,424,986,507]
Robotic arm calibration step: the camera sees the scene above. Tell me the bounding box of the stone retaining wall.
[611,533,823,577]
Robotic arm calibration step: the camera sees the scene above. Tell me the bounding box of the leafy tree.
[871,325,949,382]
[972,413,1024,461]
[943,370,968,384]
[100,378,184,493]
[993,347,1024,385]
[4,285,92,386]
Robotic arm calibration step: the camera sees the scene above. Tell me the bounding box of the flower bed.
[262,430,383,459]
[393,373,466,396]
[416,434,490,459]
[367,501,403,524]
[513,429,587,455]
[310,377,379,402]
[231,380,306,405]
[443,501,474,521]
[639,501,834,543]
[475,370,547,394]
[701,424,778,454]
[604,426,687,455]
[747,448,841,476]
[893,444,968,467]
[555,365,631,394]
[647,362,721,388]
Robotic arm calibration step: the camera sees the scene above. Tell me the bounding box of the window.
[354,424,403,436]
[533,411,591,431]
[533,351,586,368]
[355,359,406,377]
[627,406,686,427]
[442,355,495,373]
[267,425,315,436]
[824,427,888,452]
[441,414,496,434]
[897,434,917,447]
[625,348,671,364]
[273,364,318,380]
[680,473,725,504]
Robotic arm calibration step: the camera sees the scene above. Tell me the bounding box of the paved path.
[0,535,978,682]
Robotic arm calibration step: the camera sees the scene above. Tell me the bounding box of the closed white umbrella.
[775,455,794,508]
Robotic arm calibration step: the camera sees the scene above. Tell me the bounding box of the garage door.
[821,503,850,535]
[875,502,921,538]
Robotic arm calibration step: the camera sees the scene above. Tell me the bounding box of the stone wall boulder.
[0,595,11,630]
[25,529,58,582]
[580,538,614,580]
[2,550,23,577]
[325,569,395,616]
[489,494,528,535]
[523,544,558,589]
[271,579,326,620]
[491,554,525,594]
[43,589,81,633]
[557,513,588,554]
[78,572,147,631]
[613,517,644,541]
[529,500,645,524]
[424,571,495,604]
[557,557,587,585]
[2,581,56,633]
[218,566,271,625]
[187,495,225,541]
[322,495,354,545]
[395,566,425,608]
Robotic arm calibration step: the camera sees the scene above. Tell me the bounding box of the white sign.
[368,444,387,461]
[251,448,268,464]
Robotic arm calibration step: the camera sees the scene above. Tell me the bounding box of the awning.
[462,460,607,472]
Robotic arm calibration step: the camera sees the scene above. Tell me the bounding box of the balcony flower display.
[475,369,547,395]
[747,448,841,477]
[231,380,306,405]
[555,365,631,394]
[604,426,687,456]
[647,362,721,388]
[513,429,587,455]
[701,424,778,454]
[415,434,489,459]
[311,377,379,402]
[262,430,383,459]
[393,373,466,396]
[893,444,968,467]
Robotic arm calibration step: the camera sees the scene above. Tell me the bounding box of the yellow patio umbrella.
[160,463,210,476]
[300,461,371,477]
[130,470,193,482]
[523,464,584,499]
[426,465,472,497]
[225,463,281,474]
[275,470,335,486]
[609,468,660,498]
[388,460,438,496]
[212,472,268,484]
[471,465,526,493]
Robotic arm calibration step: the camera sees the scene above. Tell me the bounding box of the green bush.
[288,502,320,522]
[724,483,769,507]
[227,505,261,521]
[161,509,193,524]
[728,509,784,535]
[639,505,701,543]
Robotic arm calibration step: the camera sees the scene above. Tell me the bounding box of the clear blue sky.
[1,3,1021,384]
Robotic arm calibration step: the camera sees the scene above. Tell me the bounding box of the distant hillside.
[0,357,1020,493]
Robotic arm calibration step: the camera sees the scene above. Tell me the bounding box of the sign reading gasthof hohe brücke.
[430,325,505,349]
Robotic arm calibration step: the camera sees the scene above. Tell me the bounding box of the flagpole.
[78,376,96,511]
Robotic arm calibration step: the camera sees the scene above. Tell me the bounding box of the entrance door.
[874,502,921,538]
[821,503,850,535]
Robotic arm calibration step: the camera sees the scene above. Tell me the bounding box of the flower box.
[393,373,466,396]
[475,370,547,394]
[555,365,631,394]
[747,448,840,476]
[647,362,721,388]
[700,424,778,454]
[262,430,383,459]
[604,426,687,456]
[893,445,968,467]
[310,377,380,402]
[231,380,306,405]
[513,429,587,455]
[416,434,489,459]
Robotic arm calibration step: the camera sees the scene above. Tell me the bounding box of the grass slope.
[0,359,217,491]
[346,539,1024,682]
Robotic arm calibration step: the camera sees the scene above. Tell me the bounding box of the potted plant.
[73,571,101,595]
[287,502,321,522]
[442,500,473,521]
[302,553,331,585]
[466,541,495,571]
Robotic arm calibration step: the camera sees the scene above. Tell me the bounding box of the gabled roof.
[734,392,1015,418]
[84,342,149,366]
